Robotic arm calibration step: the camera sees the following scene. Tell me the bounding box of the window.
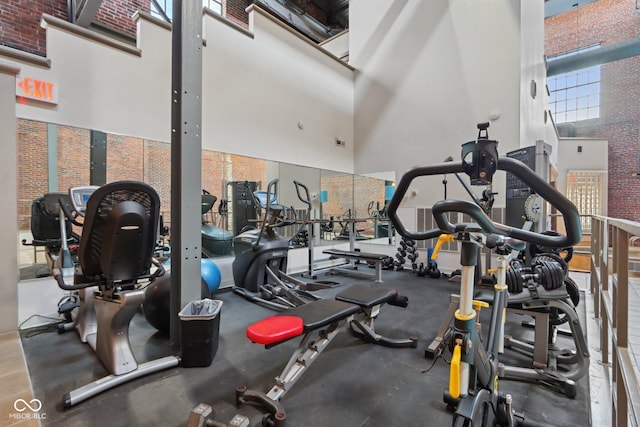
[565,170,606,232]
[548,46,600,124]
[203,0,223,15]
[150,0,222,21]
[150,0,172,21]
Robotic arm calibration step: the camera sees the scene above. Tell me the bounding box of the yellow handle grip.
[472,300,490,312]
[432,234,454,261]
[449,343,461,398]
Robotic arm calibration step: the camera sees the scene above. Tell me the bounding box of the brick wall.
[56,124,91,194]
[142,139,171,224]
[16,118,387,242]
[0,0,68,56]
[0,0,150,56]
[545,0,640,222]
[94,0,150,37]
[1,0,333,57]
[289,0,327,25]
[225,0,251,28]
[16,119,273,241]
[17,120,49,229]
[354,176,386,236]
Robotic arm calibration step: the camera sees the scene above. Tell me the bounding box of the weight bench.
[322,249,389,282]
[236,283,417,426]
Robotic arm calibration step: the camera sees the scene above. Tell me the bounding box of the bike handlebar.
[293,180,312,207]
[387,157,582,248]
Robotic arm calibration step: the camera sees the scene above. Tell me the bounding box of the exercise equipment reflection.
[233,179,336,311]
[21,192,80,277]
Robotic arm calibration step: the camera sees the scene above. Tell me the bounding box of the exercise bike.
[21,192,80,278]
[52,181,179,408]
[387,123,582,426]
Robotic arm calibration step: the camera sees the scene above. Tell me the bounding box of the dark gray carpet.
[21,270,590,427]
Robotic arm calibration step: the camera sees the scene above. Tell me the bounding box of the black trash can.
[179,299,223,368]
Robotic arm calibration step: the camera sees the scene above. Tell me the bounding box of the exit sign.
[16,75,58,104]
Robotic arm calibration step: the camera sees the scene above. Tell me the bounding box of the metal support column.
[170,0,203,345]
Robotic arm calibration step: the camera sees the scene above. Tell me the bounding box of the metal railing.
[591,215,640,426]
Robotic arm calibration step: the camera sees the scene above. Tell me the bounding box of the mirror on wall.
[319,170,353,242]
[16,119,395,280]
[354,172,396,245]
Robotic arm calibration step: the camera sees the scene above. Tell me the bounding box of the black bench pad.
[246,285,401,346]
[285,298,361,332]
[323,249,389,260]
[336,284,397,308]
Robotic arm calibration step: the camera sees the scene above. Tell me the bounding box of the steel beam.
[75,0,105,27]
[170,0,203,345]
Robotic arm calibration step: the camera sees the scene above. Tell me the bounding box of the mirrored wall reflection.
[16,119,395,277]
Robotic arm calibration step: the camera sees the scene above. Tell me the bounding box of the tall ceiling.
[309,0,349,28]
[265,0,600,42]
[256,0,349,43]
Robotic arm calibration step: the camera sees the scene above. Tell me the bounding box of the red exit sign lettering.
[16,76,58,104]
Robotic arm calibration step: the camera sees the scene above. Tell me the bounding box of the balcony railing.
[591,215,640,426]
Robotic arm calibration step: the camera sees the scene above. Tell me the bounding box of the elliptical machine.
[232,179,329,310]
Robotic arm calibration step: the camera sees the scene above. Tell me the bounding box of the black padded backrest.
[78,181,160,283]
[201,194,217,215]
[29,192,73,242]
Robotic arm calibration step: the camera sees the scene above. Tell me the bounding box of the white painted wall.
[349,0,553,211]
[0,63,19,333]
[18,17,169,143]
[203,8,354,172]
[556,137,608,214]
[319,30,349,60]
[350,0,516,202]
[519,0,560,164]
[13,9,354,173]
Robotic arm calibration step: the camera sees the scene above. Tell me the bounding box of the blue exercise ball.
[200,258,222,298]
[162,258,221,297]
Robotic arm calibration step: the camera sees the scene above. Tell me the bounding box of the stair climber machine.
[387,123,584,427]
[232,179,336,311]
